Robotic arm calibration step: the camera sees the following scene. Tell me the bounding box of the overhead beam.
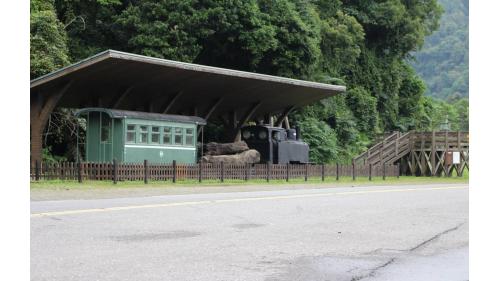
[239,102,261,129]
[204,98,224,120]
[111,86,133,109]
[283,116,291,129]
[38,81,74,125]
[276,106,295,127]
[161,91,183,114]
[228,102,261,142]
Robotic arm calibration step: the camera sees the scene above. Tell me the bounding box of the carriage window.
[139,125,148,143]
[151,126,160,144]
[185,128,194,146]
[126,124,136,143]
[174,127,183,145]
[163,127,172,144]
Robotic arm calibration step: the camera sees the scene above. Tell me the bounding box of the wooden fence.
[30,160,400,183]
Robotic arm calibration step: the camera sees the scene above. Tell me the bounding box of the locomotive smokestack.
[295,126,301,141]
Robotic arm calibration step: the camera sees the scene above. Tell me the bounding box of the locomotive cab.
[240,125,309,164]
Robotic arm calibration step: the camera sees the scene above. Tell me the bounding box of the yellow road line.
[31,186,467,218]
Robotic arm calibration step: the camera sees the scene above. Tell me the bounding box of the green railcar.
[75,108,206,163]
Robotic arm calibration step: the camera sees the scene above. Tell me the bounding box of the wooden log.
[204,141,249,156]
[201,149,260,164]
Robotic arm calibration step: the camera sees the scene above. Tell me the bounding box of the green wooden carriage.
[75,108,206,163]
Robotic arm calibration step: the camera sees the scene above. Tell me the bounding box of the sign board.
[445,152,452,166]
[453,151,460,164]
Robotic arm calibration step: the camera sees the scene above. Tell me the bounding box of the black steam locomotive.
[241,125,309,164]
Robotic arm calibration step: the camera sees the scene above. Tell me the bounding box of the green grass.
[30,173,468,190]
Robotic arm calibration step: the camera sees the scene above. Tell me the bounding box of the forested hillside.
[31,0,468,164]
[412,0,468,100]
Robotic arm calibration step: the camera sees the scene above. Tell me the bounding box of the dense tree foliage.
[30,0,69,78]
[31,0,468,163]
[412,0,468,100]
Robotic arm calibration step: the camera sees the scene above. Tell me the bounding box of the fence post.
[220,162,224,182]
[352,159,356,181]
[286,163,290,182]
[113,159,117,184]
[336,163,339,181]
[91,162,96,180]
[321,164,325,181]
[198,163,202,183]
[144,160,148,184]
[397,163,400,179]
[59,162,64,180]
[76,161,82,183]
[305,164,308,181]
[266,162,271,182]
[244,163,249,181]
[35,160,40,181]
[172,160,177,183]
[369,164,372,181]
[383,162,386,180]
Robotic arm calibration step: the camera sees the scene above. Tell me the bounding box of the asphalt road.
[31,183,468,281]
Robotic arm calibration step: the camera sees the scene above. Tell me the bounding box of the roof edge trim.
[31,50,346,93]
[30,50,112,88]
[108,50,346,92]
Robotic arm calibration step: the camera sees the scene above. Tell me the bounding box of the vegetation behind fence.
[30,161,401,183]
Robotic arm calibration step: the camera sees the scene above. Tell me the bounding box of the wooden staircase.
[354,131,411,166]
[354,131,469,176]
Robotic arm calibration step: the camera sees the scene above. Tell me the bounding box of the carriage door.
[99,113,113,162]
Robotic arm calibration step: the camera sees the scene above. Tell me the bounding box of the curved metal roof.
[31,50,346,122]
[75,108,207,125]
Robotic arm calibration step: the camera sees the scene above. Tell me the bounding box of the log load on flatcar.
[240,125,309,164]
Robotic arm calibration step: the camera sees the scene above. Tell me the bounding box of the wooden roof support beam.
[30,80,73,166]
[204,98,223,120]
[276,106,295,127]
[161,91,183,114]
[239,102,261,129]
[283,116,291,130]
[236,102,260,142]
[111,86,133,109]
[38,81,74,124]
[265,113,273,126]
[197,98,223,136]
[232,110,238,129]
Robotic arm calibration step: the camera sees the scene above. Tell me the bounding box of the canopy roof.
[75,108,207,125]
[30,50,345,121]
